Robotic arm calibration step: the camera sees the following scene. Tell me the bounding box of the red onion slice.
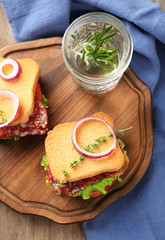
[72,117,116,159]
[0,89,19,128]
[0,59,21,81]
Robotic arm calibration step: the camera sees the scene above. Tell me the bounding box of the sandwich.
[0,58,48,139]
[41,112,130,199]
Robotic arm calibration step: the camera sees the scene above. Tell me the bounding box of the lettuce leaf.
[117,138,125,149]
[41,153,48,171]
[1,136,20,141]
[42,94,48,109]
[77,175,117,199]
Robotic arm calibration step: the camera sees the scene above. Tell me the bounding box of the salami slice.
[4,98,48,138]
[46,165,118,196]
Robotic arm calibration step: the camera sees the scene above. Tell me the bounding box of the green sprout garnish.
[71,23,118,72]
[63,170,69,177]
[84,136,107,153]
[0,110,7,124]
[63,156,84,177]
[1,117,7,123]
[109,126,133,137]
[70,155,84,169]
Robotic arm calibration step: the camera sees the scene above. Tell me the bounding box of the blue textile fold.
[1,0,165,239]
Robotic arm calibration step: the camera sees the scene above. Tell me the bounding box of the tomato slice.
[89,185,110,198]
[35,82,42,102]
[89,179,117,198]
[89,190,102,198]
[0,128,5,138]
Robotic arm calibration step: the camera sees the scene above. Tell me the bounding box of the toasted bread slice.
[45,112,125,183]
[0,58,40,125]
[0,96,14,123]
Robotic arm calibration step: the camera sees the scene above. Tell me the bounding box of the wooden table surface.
[0,5,86,240]
[0,2,164,239]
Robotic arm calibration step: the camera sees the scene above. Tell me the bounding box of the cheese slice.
[45,112,125,183]
[0,58,40,125]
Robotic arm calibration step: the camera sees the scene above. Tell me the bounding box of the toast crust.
[0,58,40,125]
[45,112,125,183]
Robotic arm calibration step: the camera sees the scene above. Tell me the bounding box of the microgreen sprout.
[109,126,133,137]
[63,170,69,177]
[84,136,107,153]
[0,110,7,124]
[70,156,84,169]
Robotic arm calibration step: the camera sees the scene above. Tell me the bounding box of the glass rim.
[62,12,133,84]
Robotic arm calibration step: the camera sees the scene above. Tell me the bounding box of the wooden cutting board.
[0,37,153,224]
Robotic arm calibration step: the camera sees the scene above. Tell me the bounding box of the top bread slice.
[0,58,40,126]
[45,112,125,183]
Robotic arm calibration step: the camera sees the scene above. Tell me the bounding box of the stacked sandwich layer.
[42,112,129,199]
[0,58,48,138]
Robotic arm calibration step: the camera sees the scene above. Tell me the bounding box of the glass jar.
[62,12,133,94]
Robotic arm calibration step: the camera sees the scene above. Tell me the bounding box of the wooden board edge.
[0,190,96,224]
[0,37,62,57]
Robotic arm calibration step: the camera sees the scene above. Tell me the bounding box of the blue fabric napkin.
[1,0,165,239]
